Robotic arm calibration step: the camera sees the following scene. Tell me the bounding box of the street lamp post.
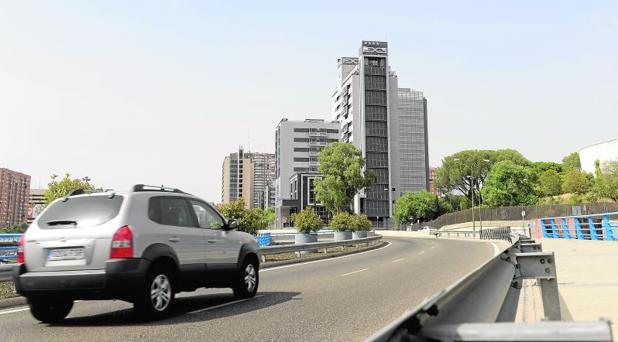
[466,175,476,231]
[477,159,491,233]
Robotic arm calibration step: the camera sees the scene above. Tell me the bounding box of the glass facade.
[363,54,390,218]
[397,89,429,194]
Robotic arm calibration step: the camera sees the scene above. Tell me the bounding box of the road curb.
[0,296,26,310]
[261,240,387,269]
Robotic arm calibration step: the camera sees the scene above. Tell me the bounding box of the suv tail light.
[110,225,133,259]
[17,235,25,264]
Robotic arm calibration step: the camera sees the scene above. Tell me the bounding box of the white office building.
[274,118,340,227]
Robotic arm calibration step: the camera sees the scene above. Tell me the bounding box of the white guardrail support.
[369,237,613,342]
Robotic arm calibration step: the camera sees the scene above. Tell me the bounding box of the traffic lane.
[0,237,495,342]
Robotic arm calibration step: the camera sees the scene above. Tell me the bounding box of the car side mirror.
[226,219,238,230]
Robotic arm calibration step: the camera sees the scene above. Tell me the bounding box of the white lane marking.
[491,242,500,256]
[0,307,29,316]
[341,268,368,277]
[188,295,263,315]
[418,251,425,255]
[391,258,404,263]
[261,241,392,273]
[430,246,435,249]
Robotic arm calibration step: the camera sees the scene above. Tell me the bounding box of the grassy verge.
[263,241,381,263]
[0,281,17,300]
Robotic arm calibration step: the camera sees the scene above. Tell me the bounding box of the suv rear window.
[37,195,124,229]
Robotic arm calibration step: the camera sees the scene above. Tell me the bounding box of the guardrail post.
[560,218,571,239]
[588,217,599,240]
[539,220,549,238]
[601,215,615,241]
[549,218,559,239]
[515,251,561,320]
[574,218,584,240]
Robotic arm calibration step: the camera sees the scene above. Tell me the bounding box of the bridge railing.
[535,212,617,241]
[434,227,513,242]
[369,237,613,341]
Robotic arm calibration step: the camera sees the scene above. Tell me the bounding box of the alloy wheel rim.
[150,274,171,311]
[244,264,256,292]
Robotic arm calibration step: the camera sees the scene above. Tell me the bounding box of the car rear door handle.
[207,240,217,244]
[169,237,180,243]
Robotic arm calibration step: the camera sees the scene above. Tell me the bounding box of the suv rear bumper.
[14,258,150,301]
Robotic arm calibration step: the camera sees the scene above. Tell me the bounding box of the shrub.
[351,214,372,231]
[292,208,324,234]
[330,212,353,232]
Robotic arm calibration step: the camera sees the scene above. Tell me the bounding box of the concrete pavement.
[539,239,618,336]
[0,237,497,342]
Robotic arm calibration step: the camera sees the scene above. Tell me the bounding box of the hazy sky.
[1,1,617,201]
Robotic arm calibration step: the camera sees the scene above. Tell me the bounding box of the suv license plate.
[48,248,85,261]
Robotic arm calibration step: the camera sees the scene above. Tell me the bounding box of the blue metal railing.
[538,212,617,241]
[256,233,272,247]
[0,233,22,263]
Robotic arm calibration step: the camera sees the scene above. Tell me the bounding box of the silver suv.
[13,185,260,323]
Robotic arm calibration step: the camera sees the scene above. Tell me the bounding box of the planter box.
[295,233,318,244]
[352,231,368,239]
[333,231,352,241]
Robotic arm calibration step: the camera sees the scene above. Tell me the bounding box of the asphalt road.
[0,237,498,342]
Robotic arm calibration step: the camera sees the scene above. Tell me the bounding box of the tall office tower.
[332,41,429,225]
[393,88,429,195]
[252,152,276,209]
[274,118,340,227]
[0,168,31,227]
[221,147,275,209]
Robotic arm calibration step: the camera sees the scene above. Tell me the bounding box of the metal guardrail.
[368,237,613,341]
[0,236,383,282]
[260,235,382,256]
[0,264,14,282]
[434,227,513,242]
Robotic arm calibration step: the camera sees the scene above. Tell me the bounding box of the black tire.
[28,297,73,324]
[134,265,175,319]
[232,258,259,299]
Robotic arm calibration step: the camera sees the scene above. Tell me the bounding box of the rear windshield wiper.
[46,220,78,226]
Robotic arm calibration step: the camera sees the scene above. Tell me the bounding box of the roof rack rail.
[132,184,187,194]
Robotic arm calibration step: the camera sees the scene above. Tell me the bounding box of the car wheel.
[134,265,175,319]
[28,297,73,324]
[233,259,259,299]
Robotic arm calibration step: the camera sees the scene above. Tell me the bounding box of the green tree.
[43,174,95,205]
[481,161,538,207]
[434,149,529,205]
[315,142,374,214]
[531,161,563,175]
[393,191,439,225]
[590,160,618,202]
[351,214,372,231]
[242,208,264,235]
[538,169,563,196]
[330,212,354,231]
[562,152,581,172]
[216,200,261,235]
[0,222,28,233]
[261,207,276,228]
[561,169,591,195]
[291,208,324,234]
